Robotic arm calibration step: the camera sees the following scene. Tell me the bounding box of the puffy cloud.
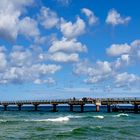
[81,8,98,25]
[73,60,91,75]
[0,64,61,84]
[114,54,130,69]
[48,38,87,53]
[34,34,57,46]
[73,59,140,90]
[84,61,113,84]
[19,17,40,38]
[106,43,131,56]
[47,52,79,63]
[38,7,59,29]
[34,77,56,85]
[0,0,34,41]
[0,47,7,72]
[131,40,140,58]
[131,39,140,47]
[0,45,61,84]
[107,39,140,69]
[56,0,71,6]
[10,48,33,67]
[73,60,113,84]
[60,17,86,38]
[106,9,131,26]
[30,64,61,75]
[115,72,140,88]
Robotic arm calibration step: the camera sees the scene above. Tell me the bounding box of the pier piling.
[52,104,57,112]
[80,104,84,112]
[107,105,111,113]
[96,105,100,112]
[3,105,8,111]
[70,104,73,112]
[34,104,39,111]
[134,104,138,113]
[18,104,22,111]
[96,101,101,112]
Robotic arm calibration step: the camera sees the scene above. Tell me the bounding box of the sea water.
[0,106,140,140]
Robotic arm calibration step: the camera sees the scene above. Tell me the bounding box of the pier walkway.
[0,97,140,113]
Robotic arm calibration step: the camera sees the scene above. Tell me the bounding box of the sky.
[0,0,140,100]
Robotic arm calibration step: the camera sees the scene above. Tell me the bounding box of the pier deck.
[0,97,140,113]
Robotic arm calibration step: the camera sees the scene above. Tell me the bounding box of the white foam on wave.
[93,115,104,119]
[47,117,69,122]
[26,117,69,122]
[0,119,7,122]
[66,115,83,119]
[113,113,129,117]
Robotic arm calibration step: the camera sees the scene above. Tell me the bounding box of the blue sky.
[0,0,140,100]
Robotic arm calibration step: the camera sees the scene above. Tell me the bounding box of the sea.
[0,105,140,140]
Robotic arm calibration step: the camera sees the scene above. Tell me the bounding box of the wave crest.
[93,115,104,119]
[26,117,69,122]
[113,113,129,117]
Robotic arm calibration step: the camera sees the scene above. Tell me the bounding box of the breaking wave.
[26,116,70,122]
[93,115,104,119]
[113,113,129,117]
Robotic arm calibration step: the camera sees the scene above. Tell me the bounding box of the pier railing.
[1,97,140,105]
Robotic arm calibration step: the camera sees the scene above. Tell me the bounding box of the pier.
[0,97,140,113]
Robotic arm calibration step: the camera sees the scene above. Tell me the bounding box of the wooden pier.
[0,97,140,113]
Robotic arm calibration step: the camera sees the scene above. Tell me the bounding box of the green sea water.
[0,109,140,140]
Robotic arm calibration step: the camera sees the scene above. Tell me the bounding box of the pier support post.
[80,104,84,112]
[18,104,22,111]
[70,104,73,112]
[34,104,39,111]
[52,104,57,112]
[3,105,8,111]
[95,101,101,112]
[107,105,111,113]
[96,105,100,112]
[134,104,138,113]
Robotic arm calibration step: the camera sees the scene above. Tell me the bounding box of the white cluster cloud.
[115,72,140,88]
[37,6,87,63]
[107,39,140,69]
[0,46,61,84]
[46,37,87,63]
[106,9,131,26]
[56,0,71,6]
[73,58,140,90]
[38,7,59,29]
[60,17,86,39]
[19,17,40,38]
[34,77,56,85]
[0,47,7,72]
[106,43,131,56]
[81,8,98,25]
[48,38,87,53]
[114,54,130,69]
[73,60,113,84]
[0,0,37,41]
[0,0,139,92]
[47,52,79,63]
